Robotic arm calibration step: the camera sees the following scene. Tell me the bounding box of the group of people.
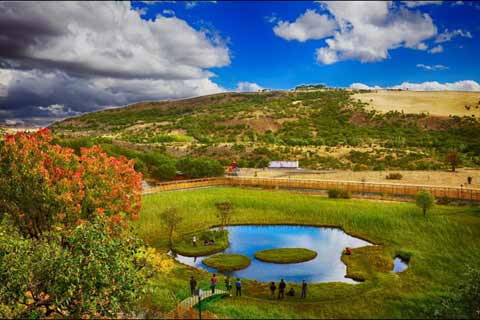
[269,279,308,299]
[189,275,307,300]
[191,235,216,247]
[189,275,242,297]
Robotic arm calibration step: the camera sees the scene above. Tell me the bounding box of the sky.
[0,1,479,127]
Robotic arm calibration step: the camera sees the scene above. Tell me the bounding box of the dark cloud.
[0,1,229,126]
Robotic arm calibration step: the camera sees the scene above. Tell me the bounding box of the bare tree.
[446,150,461,172]
[160,207,182,248]
[215,201,234,231]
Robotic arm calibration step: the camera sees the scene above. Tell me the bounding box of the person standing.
[225,276,232,293]
[190,276,197,296]
[301,280,307,299]
[192,235,197,247]
[269,281,276,299]
[235,278,242,297]
[211,273,217,294]
[278,279,286,299]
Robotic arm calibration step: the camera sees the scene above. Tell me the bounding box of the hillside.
[352,90,480,117]
[51,88,480,172]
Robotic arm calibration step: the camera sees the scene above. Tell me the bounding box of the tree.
[160,207,182,247]
[176,156,224,179]
[446,150,461,172]
[415,190,435,216]
[0,218,147,318]
[215,200,234,231]
[0,129,142,238]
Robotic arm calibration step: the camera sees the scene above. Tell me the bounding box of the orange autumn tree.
[0,129,142,238]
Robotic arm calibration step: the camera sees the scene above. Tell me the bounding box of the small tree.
[446,150,461,172]
[215,201,233,231]
[416,190,435,216]
[160,207,182,247]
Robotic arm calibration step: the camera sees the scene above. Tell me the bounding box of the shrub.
[176,156,224,179]
[386,173,403,180]
[416,190,435,216]
[328,189,351,199]
[0,129,142,238]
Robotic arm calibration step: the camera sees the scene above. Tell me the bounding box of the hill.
[352,90,480,117]
[51,88,480,176]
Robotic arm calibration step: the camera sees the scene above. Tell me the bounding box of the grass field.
[135,187,480,318]
[352,90,480,117]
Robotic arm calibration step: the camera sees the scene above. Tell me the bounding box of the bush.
[176,156,224,179]
[416,190,435,216]
[328,189,351,199]
[386,173,403,180]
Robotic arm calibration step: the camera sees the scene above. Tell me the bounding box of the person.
[225,276,232,293]
[235,278,242,297]
[278,279,286,299]
[301,280,307,299]
[345,247,352,255]
[192,235,197,247]
[286,287,295,297]
[189,276,197,296]
[269,281,276,298]
[211,273,217,294]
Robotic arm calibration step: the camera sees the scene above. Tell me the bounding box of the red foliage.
[0,129,142,237]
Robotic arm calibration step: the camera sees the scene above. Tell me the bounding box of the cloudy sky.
[0,1,479,126]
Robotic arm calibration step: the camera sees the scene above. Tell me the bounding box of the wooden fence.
[144,177,480,202]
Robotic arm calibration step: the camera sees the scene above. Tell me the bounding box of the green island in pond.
[203,254,252,272]
[254,248,318,264]
[172,229,229,257]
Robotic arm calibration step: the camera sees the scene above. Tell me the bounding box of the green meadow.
[136,187,480,318]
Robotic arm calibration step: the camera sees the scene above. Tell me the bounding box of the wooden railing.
[144,177,480,202]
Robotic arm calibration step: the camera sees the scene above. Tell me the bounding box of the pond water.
[393,257,409,273]
[174,225,372,283]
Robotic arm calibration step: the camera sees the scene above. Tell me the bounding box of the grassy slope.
[136,187,480,318]
[353,90,480,117]
[254,248,318,264]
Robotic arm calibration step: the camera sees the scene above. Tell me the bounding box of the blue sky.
[0,1,479,126]
[132,0,480,90]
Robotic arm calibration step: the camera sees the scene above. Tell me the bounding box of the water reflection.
[174,225,371,283]
[393,257,408,273]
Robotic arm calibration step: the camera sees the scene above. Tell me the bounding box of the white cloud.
[350,83,382,90]
[235,82,264,92]
[428,45,444,53]
[265,14,278,24]
[312,2,438,64]
[0,1,230,126]
[350,80,480,91]
[401,1,442,7]
[273,9,336,42]
[435,29,472,43]
[0,2,230,80]
[162,9,175,16]
[416,63,448,70]
[37,104,81,117]
[185,1,216,9]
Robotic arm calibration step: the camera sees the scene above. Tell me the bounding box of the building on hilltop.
[268,161,299,169]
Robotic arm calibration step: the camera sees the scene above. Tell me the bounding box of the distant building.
[268,161,299,169]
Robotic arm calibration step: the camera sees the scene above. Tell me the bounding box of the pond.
[174,225,372,283]
[393,257,409,273]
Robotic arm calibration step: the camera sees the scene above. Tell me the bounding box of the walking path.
[179,288,229,309]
